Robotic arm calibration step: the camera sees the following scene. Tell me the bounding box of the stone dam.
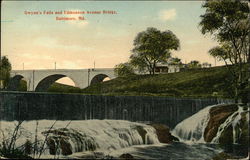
[0,91,233,128]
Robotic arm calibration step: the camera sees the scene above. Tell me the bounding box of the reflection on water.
[220,143,249,158]
[107,142,222,160]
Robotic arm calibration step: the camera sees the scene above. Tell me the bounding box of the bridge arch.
[7,75,28,91]
[90,74,110,85]
[35,74,78,92]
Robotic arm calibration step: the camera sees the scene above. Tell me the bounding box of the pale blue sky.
[1,1,222,71]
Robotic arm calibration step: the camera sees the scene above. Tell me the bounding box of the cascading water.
[171,104,216,142]
[0,120,159,157]
[172,104,249,144]
[211,106,245,144]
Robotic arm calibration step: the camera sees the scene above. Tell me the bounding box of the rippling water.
[0,103,248,159]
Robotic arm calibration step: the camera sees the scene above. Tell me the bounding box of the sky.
[1,1,223,85]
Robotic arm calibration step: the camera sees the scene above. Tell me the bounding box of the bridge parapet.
[10,68,116,91]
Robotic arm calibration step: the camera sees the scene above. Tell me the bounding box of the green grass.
[48,83,82,93]
[81,66,234,98]
[17,65,247,99]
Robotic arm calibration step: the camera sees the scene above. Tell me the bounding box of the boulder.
[149,124,179,143]
[119,153,134,159]
[204,104,238,142]
[42,128,98,155]
[212,152,236,160]
[135,126,147,144]
[204,104,249,147]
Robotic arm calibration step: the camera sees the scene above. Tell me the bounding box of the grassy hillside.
[16,65,246,99]
[48,83,82,93]
[82,66,235,98]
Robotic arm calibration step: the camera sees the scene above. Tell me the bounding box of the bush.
[114,63,135,77]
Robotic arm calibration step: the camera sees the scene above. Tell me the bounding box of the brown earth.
[204,104,238,142]
[149,124,179,143]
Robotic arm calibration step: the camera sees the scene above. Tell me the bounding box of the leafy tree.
[187,60,202,69]
[114,63,135,77]
[0,56,12,89]
[130,27,180,75]
[169,57,183,67]
[199,0,249,102]
[201,62,212,68]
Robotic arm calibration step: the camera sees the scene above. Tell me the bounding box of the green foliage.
[0,147,32,159]
[187,60,202,69]
[82,65,234,98]
[201,62,212,68]
[169,57,183,66]
[200,0,249,43]
[18,80,27,91]
[0,56,12,89]
[130,27,180,74]
[0,121,33,159]
[47,82,82,93]
[114,63,135,77]
[130,55,148,74]
[199,0,250,102]
[18,80,81,93]
[17,80,81,93]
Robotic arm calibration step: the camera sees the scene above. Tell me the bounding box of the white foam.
[172,104,249,144]
[211,106,247,143]
[172,104,216,142]
[0,120,159,157]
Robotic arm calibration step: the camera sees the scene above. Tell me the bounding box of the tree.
[0,56,12,89]
[130,27,180,75]
[201,62,212,68]
[114,63,135,77]
[187,60,202,69]
[169,57,183,67]
[199,0,249,102]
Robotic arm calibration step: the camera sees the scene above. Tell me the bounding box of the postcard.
[0,0,249,159]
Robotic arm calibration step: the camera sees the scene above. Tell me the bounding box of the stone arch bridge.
[9,68,116,91]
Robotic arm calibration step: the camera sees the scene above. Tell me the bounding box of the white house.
[154,62,181,73]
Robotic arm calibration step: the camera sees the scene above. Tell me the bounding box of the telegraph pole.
[23,63,24,70]
[54,62,56,70]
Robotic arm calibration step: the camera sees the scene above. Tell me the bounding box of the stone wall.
[0,91,233,128]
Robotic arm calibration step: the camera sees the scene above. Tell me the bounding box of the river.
[0,104,248,159]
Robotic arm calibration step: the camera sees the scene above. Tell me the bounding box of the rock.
[119,153,134,159]
[212,152,236,160]
[42,128,98,155]
[204,104,238,142]
[237,111,249,146]
[59,138,73,155]
[149,124,179,143]
[135,126,147,144]
[170,135,179,142]
[46,136,73,155]
[204,104,249,147]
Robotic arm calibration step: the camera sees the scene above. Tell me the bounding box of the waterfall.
[211,106,245,144]
[172,104,248,144]
[172,104,216,142]
[0,120,159,156]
